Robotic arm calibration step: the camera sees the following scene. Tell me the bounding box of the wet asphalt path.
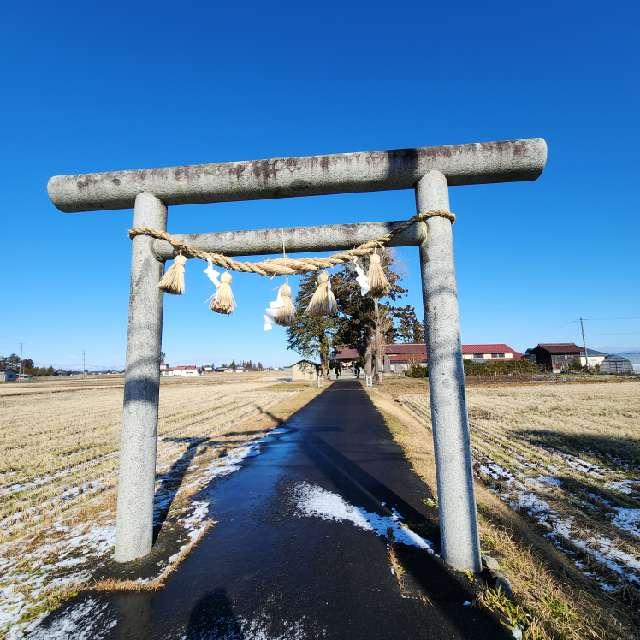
[41,381,509,639]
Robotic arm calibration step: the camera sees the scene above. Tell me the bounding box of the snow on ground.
[559,454,606,479]
[0,522,115,638]
[291,481,433,551]
[477,460,640,591]
[1,426,289,639]
[607,479,640,497]
[205,428,286,480]
[478,462,513,482]
[531,476,563,488]
[611,508,640,539]
[13,598,117,640]
[0,480,106,530]
[0,454,117,499]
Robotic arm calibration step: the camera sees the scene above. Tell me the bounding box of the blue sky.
[2,2,638,369]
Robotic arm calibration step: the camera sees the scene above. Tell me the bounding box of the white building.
[461,344,519,361]
[286,360,320,382]
[579,348,606,368]
[163,365,201,377]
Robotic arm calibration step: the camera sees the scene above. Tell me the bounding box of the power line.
[572,316,640,322]
[596,331,640,336]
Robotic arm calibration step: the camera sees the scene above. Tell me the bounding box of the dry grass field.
[0,373,319,638]
[372,377,640,640]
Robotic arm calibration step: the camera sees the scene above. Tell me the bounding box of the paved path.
[39,381,509,639]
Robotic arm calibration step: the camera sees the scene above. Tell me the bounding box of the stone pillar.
[115,192,167,562]
[416,170,482,572]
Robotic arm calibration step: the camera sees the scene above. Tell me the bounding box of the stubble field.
[3,373,639,639]
[373,378,640,639]
[0,373,318,638]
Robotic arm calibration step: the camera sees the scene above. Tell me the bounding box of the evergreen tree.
[286,250,407,376]
[392,305,425,343]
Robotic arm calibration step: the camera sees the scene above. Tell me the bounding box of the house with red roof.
[334,343,520,373]
[161,364,201,377]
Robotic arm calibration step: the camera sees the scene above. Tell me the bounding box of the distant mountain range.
[616,351,640,363]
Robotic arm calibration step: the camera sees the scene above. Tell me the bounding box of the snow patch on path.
[292,482,433,551]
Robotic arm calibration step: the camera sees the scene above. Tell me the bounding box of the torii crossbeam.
[48,138,548,572]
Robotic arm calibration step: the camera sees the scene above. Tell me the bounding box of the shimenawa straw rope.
[130,210,454,277]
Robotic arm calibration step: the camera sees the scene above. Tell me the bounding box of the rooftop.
[535,343,582,355]
[334,343,519,361]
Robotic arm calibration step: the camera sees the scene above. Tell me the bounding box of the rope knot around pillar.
[413,209,456,224]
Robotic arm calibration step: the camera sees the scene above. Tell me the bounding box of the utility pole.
[82,349,86,378]
[579,317,589,369]
[19,342,23,380]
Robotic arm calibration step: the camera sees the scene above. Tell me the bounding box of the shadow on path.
[186,589,244,640]
[302,430,510,640]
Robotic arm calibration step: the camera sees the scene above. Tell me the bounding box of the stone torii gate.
[48,138,547,572]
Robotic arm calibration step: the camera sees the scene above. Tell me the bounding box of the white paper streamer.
[203,260,221,288]
[352,258,370,296]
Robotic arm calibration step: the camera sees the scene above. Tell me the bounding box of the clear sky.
[2,1,639,369]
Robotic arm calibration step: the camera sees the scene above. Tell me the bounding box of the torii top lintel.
[48,138,547,213]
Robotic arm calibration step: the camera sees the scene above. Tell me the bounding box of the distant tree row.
[0,354,56,376]
[218,360,265,371]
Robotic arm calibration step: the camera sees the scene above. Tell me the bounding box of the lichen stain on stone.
[227,164,246,181]
[416,145,455,160]
[251,159,281,182]
[75,174,100,191]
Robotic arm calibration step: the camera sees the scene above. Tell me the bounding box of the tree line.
[217,360,265,371]
[0,354,56,376]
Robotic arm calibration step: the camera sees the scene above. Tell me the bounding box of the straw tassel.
[272,282,296,325]
[366,252,390,298]
[264,282,296,330]
[158,254,187,294]
[306,270,337,316]
[210,271,236,314]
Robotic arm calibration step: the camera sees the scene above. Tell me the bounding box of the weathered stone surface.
[48,138,547,212]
